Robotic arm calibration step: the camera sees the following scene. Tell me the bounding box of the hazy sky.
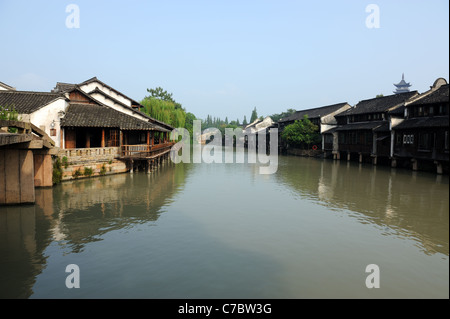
[0,0,448,121]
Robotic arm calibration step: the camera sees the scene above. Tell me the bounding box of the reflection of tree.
[51,162,191,253]
[276,157,449,256]
[0,162,191,298]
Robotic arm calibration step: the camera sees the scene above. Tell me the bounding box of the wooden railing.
[121,142,175,158]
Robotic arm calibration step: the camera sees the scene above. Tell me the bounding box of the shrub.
[72,168,82,179]
[83,167,93,177]
[100,164,107,175]
[62,156,69,169]
[52,157,63,184]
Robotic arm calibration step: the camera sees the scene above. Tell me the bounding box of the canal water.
[0,148,448,298]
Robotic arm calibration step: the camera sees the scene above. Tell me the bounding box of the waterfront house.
[52,77,174,134]
[391,81,449,173]
[278,102,351,153]
[0,85,170,149]
[333,91,418,164]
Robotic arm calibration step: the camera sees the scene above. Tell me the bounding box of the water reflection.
[0,162,191,298]
[276,156,449,256]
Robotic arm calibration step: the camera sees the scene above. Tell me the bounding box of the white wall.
[29,99,68,148]
[89,92,149,121]
[79,82,132,107]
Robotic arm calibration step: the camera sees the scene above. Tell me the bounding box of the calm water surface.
[0,148,448,298]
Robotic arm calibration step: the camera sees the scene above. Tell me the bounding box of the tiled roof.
[53,78,174,130]
[61,103,169,131]
[0,90,65,114]
[279,102,349,123]
[335,121,385,131]
[393,116,449,130]
[407,84,449,106]
[337,91,418,117]
[51,82,77,93]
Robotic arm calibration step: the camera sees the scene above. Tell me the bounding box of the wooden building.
[278,102,351,153]
[333,91,418,163]
[0,86,171,150]
[392,82,449,174]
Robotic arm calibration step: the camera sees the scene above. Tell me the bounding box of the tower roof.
[394,73,411,88]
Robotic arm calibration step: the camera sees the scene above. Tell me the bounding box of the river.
[0,148,448,298]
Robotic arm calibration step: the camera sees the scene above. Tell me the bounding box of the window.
[403,134,414,145]
[108,130,119,147]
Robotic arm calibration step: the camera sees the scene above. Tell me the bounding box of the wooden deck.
[119,142,175,159]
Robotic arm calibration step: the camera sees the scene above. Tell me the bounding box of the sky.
[0,0,448,122]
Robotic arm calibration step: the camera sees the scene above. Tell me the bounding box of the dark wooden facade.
[392,84,449,172]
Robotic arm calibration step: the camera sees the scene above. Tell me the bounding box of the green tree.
[242,116,248,126]
[250,107,258,123]
[281,115,321,149]
[146,87,182,109]
[0,105,20,133]
[270,108,296,123]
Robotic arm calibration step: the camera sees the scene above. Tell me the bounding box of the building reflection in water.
[276,156,449,257]
[0,161,190,298]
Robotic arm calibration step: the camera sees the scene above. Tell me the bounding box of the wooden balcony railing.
[120,142,175,158]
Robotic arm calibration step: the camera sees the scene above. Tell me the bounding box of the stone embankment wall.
[57,147,128,181]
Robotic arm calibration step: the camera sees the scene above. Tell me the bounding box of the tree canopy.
[281,115,321,149]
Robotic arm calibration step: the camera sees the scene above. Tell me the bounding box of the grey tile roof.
[88,87,174,130]
[335,121,386,131]
[51,82,77,93]
[0,90,65,114]
[393,116,449,130]
[278,102,349,123]
[337,91,418,117]
[61,103,170,131]
[407,84,449,106]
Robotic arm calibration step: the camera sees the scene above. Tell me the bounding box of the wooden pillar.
[147,131,150,146]
[85,132,90,148]
[60,128,64,149]
[101,129,105,147]
[151,131,154,146]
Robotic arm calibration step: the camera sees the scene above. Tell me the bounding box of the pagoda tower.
[393,73,412,94]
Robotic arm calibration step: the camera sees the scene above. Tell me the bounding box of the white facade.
[78,81,133,108]
[21,98,68,148]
